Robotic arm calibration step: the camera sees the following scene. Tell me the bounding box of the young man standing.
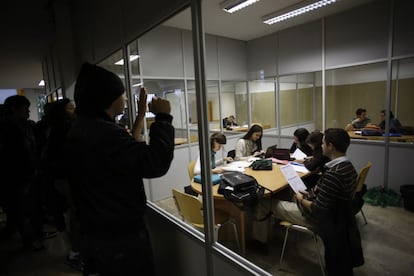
[66,63,174,275]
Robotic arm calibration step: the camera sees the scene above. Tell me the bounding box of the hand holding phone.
[148,97,171,115]
[137,87,147,119]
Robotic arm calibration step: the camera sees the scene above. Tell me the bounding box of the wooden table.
[348,131,414,142]
[190,164,308,256]
[174,137,188,145]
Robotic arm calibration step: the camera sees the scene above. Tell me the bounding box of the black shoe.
[65,255,84,271]
[250,239,269,255]
[24,240,45,251]
[42,231,57,240]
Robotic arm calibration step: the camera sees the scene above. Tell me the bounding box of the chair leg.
[214,224,221,242]
[360,209,368,225]
[279,226,290,268]
[230,222,241,253]
[312,233,326,276]
[220,220,241,254]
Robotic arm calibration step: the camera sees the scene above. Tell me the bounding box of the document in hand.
[292,148,307,160]
[280,164,307,194]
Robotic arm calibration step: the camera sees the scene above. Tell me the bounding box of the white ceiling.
[164,0,373,41]
[0,0,374,90]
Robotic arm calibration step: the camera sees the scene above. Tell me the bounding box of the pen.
[291,161,304,167]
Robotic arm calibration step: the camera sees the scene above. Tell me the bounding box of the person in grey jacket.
[66,62,174,276]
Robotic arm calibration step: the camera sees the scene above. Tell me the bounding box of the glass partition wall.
[93,1,414,274]
[278,72,319,136]
[392,57,414,129]
[97,49,130,130]
[325,62,388,134]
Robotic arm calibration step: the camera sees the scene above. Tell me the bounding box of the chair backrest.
[356,161,372,193]
[172,188,204,225]
[188,160,196,181]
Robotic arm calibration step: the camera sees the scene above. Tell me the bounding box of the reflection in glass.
[97,49,129,130]
[392,58,414,131]
[325,63,387,131]
[279,73,316,135]
[221,81,246,130]
[249,80,275,129]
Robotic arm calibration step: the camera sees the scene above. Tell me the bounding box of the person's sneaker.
[24,240,45,251]
[65,255,84,271]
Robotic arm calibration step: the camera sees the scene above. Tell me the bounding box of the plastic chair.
[188,160,196,181]
[172,188,241,252]
[279,220,326,276]
[353,161,372,224]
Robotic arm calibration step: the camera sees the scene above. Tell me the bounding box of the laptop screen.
[265,145,292,160]
[265,145,278,158]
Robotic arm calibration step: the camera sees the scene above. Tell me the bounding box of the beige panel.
[298,88,313,122]
[327,81,387,128]
[280,89,297,126]
[396,78,414,126]
[251,91,275,128]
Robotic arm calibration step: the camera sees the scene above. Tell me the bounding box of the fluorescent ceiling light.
[38,79,45,86]
[132,82,143,87]
[115,55,140,65]
[263,0,337,25]
[221,0,260,14]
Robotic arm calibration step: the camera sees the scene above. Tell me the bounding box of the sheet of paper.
[221,160,252,172]
[290,162,310,173]
[292,148,307,160]
[280,164,307,194]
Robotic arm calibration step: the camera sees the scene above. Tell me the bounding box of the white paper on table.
[292,148,307,160]
[290,163,310,174]
[221,160,252,172]
[280,164,307,194]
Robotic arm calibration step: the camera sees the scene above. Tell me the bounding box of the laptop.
[265,145,293,161]
[265,145,278,158]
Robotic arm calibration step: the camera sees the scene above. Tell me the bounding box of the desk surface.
[190,164,308,198]
[347,131,414,142]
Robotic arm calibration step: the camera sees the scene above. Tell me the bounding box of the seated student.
[256,128,364,275]
[193,133,233,175]
[303,130,330,189]
[345,108,371,130]
[289,128,313,156]
[235,124,264,160]
[222,115,238,129]
[379,109,402,133]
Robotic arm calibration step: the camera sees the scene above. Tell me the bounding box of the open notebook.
[279,164,307,193]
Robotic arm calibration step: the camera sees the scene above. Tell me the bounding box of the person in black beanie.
[65,62,174,275]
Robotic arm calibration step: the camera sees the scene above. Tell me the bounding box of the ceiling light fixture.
[132,82,143,87]
[38,79,45,86]
[221,0,260,14]
[114,55,140,65]
[263,0,337,25]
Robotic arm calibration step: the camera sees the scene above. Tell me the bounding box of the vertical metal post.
[321,17,326,131]
[122,45,134,131]
[191,0,214,275]
[384,0,395,189]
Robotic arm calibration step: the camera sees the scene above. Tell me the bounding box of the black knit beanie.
[74,62,124,116]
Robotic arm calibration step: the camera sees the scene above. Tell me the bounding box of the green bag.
[250,159,273,170]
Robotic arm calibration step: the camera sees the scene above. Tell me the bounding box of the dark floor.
[1,202,413,276]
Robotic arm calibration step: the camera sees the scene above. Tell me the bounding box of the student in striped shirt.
[273,128,364,275]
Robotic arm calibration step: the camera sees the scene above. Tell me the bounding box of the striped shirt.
[305,156,357,223]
